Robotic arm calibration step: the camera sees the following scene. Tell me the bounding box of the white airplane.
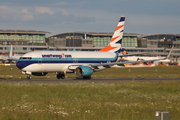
[16,16,163,79]
[8,45,22,61]
[123,56,170,63]
[121,49,171,63]
[0,45,22,62]
[0,45,35,62]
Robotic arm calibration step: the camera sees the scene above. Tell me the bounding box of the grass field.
[0,81,180,120]
[0,65,180,119]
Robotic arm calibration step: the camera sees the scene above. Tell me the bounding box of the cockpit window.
[20,57,32,60]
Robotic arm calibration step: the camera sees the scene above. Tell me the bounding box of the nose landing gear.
[27,75,31,80]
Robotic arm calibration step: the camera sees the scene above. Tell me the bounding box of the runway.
[0,78,180,84]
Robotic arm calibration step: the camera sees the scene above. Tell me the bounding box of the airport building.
[138,34,180,48]
[46,32,140,48]
[0,30,50,55]
[0,30,180,62]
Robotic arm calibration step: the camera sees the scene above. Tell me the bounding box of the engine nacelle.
[75,66,93,77]
[32,72,48,76]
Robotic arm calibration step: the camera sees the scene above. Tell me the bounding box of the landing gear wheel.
[83,76,91,79]
[57,73,65,79]
[27,75,31,80]
[61,74,65,79]
[57,74,61,79]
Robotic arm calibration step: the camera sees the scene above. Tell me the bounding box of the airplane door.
[36,52,42,65]
[38,58,42,64]
[36,53,42,71]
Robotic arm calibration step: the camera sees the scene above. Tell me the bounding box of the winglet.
[31,48,34,52]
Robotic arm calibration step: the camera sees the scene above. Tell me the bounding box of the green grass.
[0,81,180,120]
[1,65,180,79]
[0,65,180,119]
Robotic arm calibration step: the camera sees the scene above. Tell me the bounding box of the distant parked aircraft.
[0,45,21,62]
[121,48,171,63]
[0,45,35,62]
[8,45,22,61]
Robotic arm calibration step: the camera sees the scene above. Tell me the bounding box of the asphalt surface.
[0,78,180,84]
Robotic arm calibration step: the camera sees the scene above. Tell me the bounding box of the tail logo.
[99,16,125,53]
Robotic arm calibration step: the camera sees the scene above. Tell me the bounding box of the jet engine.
[75,66,93,77]
[32,72,48,76]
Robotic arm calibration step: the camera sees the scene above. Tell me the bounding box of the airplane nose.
[16,61,25,70]
[16,61,21,69]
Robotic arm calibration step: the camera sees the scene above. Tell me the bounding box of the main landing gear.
[83,76,91,79]
[27,75,31,80]
[57,73,65,79]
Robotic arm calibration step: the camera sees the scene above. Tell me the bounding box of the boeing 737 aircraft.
[16,16,163,79]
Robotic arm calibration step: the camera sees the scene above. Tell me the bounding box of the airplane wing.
[118,52,150,57]
[68,58,163,70]
[89,58,163,68]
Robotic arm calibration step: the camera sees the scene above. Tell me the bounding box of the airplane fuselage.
[16,51,118,73]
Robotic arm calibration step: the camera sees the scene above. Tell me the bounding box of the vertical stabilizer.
[9,45,13,59]
[166,46,174,59]
[99,16,125,53]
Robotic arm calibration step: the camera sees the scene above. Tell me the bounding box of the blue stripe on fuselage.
[16,54,118,70]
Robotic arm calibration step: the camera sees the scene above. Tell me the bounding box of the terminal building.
[0,30,180,62]
[46,32,139,48]
[45,32,140,51]
[0,30,50,55]
[139,34,180,48]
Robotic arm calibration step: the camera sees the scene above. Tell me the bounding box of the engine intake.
[75,66,93,77]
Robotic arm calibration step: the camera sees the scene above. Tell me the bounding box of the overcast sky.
[0,0,180,36]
